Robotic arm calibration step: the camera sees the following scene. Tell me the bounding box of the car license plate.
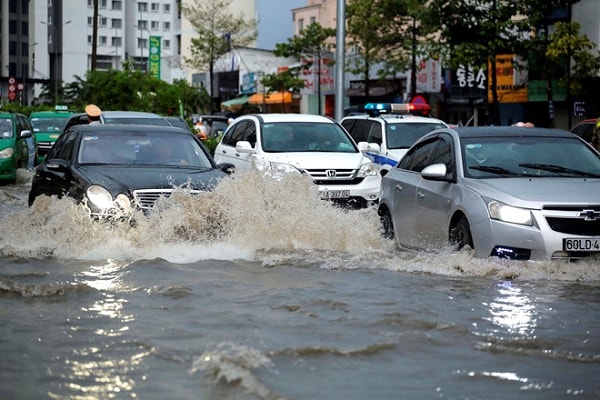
[563,238,600,251]
[319,190,350,199]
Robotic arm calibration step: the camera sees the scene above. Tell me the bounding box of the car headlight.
[487,200,533,226]
[0,147,14,159]
[268,162,303,175]
[86,185,115,210]
[357,162,377,177]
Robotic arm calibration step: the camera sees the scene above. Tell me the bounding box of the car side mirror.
[421,163,448,181]
[217,162,235,175]
[357,142,371,153]
[19,129,33,139]
[235,141,255,154]
[46,159,70,171]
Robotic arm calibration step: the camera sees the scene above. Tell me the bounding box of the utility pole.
[92,0,99,70]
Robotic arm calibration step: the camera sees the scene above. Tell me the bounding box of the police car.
[340,102,448,175]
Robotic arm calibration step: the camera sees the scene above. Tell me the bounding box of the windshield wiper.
[518,163,600,178]
[469,165,521,176]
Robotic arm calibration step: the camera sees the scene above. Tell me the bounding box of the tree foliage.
[182,0,257,108]
[546,21,600,95]
[49,61,210,116]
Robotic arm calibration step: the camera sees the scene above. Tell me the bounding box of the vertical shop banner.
[149,36,161,80]
[487,54,528,103]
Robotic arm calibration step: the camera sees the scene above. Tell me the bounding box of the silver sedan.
[378,126,600,261]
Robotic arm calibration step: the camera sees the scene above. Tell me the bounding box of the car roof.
[342,113,446,124]
[73,123,191,135]
[246,113,336,124]
[454,126,575,139]
[101,111,165,118]
[30,111,73,118]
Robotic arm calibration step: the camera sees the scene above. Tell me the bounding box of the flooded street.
[1,170,599,399]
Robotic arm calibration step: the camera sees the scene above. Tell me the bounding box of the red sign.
[8,92,17,101]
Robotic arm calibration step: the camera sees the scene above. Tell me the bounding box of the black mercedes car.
[28,124,233,218]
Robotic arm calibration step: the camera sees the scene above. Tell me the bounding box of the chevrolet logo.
[579,209,600,221]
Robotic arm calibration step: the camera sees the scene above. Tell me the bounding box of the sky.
[256,0,306,50]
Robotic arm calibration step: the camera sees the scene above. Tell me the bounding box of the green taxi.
[0,112,37,183]
[30,106,74,164]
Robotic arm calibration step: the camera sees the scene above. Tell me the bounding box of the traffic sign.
[17,83,24,90]
[8,77,15,85]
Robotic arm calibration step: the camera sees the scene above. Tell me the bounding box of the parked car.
[0,111,37,183]
[341,103,447,175]
[569,118,596,143]
[378,126,600,261]
[30,105,74,164]
[214,113,380,208]
[193,115,231,138]
[29,124,233,218]
[163,116,194,133]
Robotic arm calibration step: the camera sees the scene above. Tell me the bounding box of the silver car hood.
[464,177,600,208]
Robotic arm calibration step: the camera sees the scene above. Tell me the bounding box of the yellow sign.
[487,54,528,103]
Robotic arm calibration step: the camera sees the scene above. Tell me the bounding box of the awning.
[220,95,250,111]
[248,91,292,105]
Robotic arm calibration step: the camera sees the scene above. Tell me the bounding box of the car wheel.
[450,216,473,250]
[378,207,395,240]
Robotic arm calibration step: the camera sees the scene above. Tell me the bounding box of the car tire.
[450,216,473,250]
[378,207,395,240]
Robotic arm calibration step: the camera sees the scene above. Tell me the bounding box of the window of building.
[151,2,159,12]
[87,17,93,26]
[112,0,122,10]
[112,18,122,29]
[87,35,92,45]
[151,20,159,30]
[98,17,108,28]
[99,0,107,8]
[138,38,148,49]
[138,2,148,12]
[112,36,122,48]
[99,36,107,46]
[138,20,148,30]
[163,21,170,31]
[310,16,316,24]
[9,20,17,34]
[163,3,170,13]
[298,18,304,31]
[163,39,170,50]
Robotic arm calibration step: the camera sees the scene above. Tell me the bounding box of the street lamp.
[40,19,71,105]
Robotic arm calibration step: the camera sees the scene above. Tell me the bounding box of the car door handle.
[417,191,425,199]
[395,184,402,191]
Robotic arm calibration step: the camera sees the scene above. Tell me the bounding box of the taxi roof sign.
[364,102,431,117]
[54,105,69,111]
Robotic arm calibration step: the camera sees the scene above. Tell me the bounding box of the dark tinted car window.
[222,121,252,146]
[398,138,438,172]
[48,130,78,161]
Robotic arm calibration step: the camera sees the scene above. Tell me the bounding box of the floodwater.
[1,169,599,400]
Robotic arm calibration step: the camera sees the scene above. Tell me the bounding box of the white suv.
[214,113,380,208]
[341,103,447,175]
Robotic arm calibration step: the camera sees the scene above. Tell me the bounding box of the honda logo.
[326,169,336,177]
[579,209,600,221]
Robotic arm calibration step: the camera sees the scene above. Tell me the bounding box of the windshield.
[0,120,13,138]
[31,117,69,132]
[386,122,447,149]
[78,132,213,168]
[261,122,357,153]
[462,136,600,178]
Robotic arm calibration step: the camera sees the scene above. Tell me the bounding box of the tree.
[428,0,532,124]
[345,0,388,101]
[260,69,305,112]
[273,22,336,113]
[61,62,210,115]
[375,0,438,99]
[182,0,257,111]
